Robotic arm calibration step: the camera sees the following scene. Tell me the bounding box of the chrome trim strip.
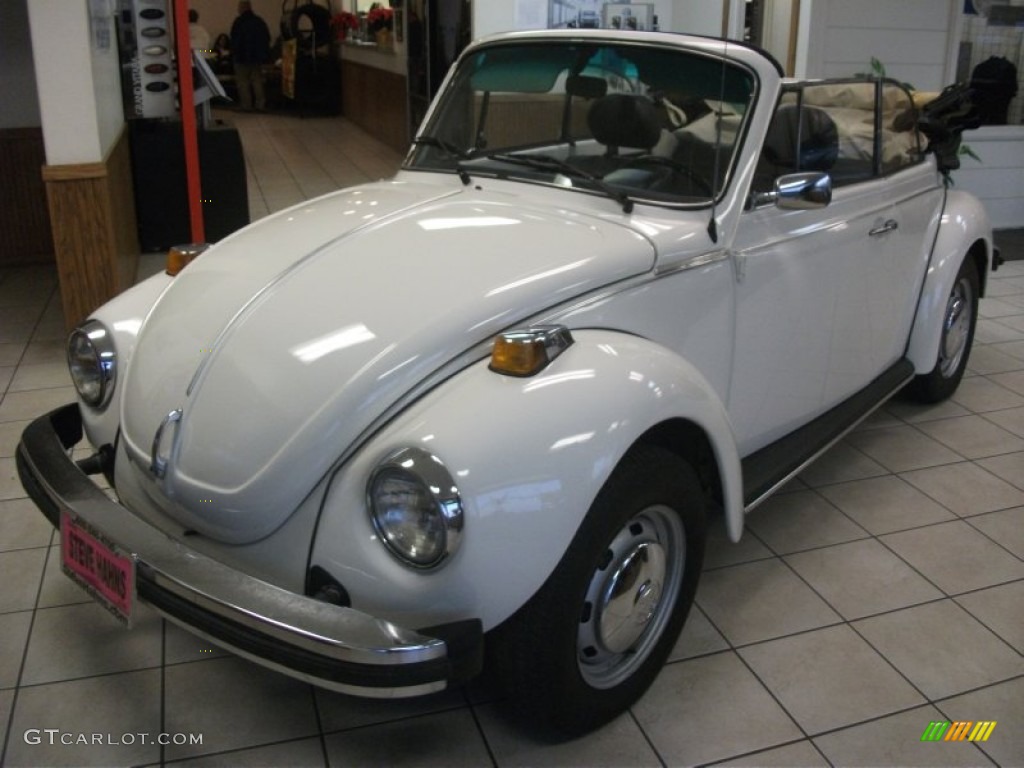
[654,249,730,276]
[743,371,914,513]
[149,408,181,478]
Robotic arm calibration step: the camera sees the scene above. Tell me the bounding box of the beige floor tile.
[997,313,1024,333]
[36,543,94,609]
[881,520,1024,594]
[885,397,971,423]
[711,740,828,767]
[5,669,162,767]
[955,580,1024,653]
[18,340,66,366]
[0,342,26,367]
[951,376,1024,412]
[0,419,31,458]
[702,519,773,570]
[982,403,1024,438]
[739,624,924,735]
[475,703,660,767]
[0,609,31,688]
[164,736,326,767]
[633,651,802,766]
[797,441,888,487]
[0,688,12,757]
[696,559,841,646]
[974,317,1024,345]
[315,685,466,734]
[669,604,730,661]
[914,415,1024,459]
[0,386,76,423]
[989,339,1024,361]
[853,600,1023,700]
[845,425,962,473]
[979,297,1024,319]
[814,705,993,767]
[745,490,868,554]
[968,505,1024,557]
[8,362,72,392]
[785,539,943,620]
[968,344,1024,374]
[20,602,163,686]
[818,475,955,534]
[976,450,1024,490]
[0,546,46,613]
[323,708,492,767]
[900,461,1024,516]
[936,677,1024,768]
[0,497,54,551]
[163,657,319,761]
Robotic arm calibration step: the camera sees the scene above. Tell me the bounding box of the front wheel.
[904,255,980,403]
[488,445,706,738]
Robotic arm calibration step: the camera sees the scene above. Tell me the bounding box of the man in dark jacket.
[231,1,271,111]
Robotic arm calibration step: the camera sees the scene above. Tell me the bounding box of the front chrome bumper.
[16,404,482,698]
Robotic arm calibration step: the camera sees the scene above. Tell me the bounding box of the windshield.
[405,40,756,208]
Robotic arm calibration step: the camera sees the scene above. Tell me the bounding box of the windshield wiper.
[412,135,472,185]
[486,152,635,213]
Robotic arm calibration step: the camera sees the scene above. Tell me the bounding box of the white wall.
[0,0,42,129]
[802,0,959,89]
[28,0,124,164]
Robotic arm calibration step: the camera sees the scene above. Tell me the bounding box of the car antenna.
[707,37,729,244]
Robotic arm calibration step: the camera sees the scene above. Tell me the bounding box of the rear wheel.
[904,256,979,403]
[489,445,706,737]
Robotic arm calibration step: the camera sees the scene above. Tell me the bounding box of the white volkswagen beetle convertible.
[19,30,997,736]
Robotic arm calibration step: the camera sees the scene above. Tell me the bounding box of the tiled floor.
[1,111,1022,767]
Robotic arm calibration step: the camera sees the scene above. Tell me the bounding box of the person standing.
[188,9,211,54]
[231,1,271,111]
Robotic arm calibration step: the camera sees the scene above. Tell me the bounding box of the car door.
[727,81,930,456]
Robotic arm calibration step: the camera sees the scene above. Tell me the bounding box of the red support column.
[173,0,205,242]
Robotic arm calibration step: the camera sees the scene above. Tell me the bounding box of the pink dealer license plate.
[61,511,136,626]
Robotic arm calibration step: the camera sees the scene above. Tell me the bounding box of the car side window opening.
[751,79,924,199]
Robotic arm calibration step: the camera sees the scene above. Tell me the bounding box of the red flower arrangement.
[366,5,394,32]
[330,11,359,40]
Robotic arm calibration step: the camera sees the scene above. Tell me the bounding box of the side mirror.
[774,172,832,210]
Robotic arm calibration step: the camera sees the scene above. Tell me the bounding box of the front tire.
[904,255,979,403]
[488,445,706,738]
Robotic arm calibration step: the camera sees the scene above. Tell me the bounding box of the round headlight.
[367,447,463,569]
[67,321,116,408]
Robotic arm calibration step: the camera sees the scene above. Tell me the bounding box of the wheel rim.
[939,276,973,378]
[577,504,685,689]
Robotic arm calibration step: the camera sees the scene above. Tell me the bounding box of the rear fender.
[310,330,743,631]
[905,190,992,374]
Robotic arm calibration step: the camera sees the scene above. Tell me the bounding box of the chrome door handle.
[869,219,899,237]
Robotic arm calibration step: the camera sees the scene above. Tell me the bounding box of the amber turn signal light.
[489,325,574,377]
[166,243,210,276]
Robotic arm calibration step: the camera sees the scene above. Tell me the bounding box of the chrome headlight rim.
[67,320,117,409]
[367,446,464,570]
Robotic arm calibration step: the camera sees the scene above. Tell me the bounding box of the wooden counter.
[340,43,409,154]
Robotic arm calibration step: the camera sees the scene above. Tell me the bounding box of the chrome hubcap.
[939,277,972,378]
[577,505,685,689]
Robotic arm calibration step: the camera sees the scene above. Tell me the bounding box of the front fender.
[77,271,174,448]
[310,330,742,631]
[905,190,992,374]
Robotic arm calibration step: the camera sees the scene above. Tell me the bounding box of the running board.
[742,359,915,511]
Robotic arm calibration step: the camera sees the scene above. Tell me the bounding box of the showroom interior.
[1,0,1023,766]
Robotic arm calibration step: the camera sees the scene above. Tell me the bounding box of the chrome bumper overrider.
[16,404,482,698]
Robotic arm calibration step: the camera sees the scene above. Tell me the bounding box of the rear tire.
[488,445,706,738]
[904,256,979,403]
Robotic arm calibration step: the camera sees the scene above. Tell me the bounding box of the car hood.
[119,180,655,543]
